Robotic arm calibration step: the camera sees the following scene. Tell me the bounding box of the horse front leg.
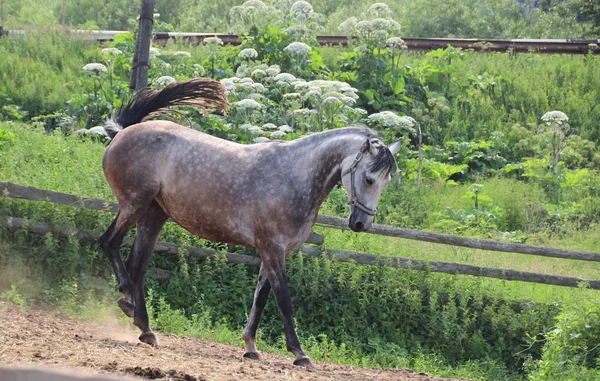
[242,262,271,360]
[260,248,312,367]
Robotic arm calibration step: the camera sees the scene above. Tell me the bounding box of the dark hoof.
[293,357,313,368]
[117,298,134,318]
[242,351,261,361]
[139,332,157,346]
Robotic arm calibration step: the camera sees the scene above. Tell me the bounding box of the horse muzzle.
[349,210,373,232]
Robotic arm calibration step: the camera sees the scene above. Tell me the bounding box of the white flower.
[155,76,176,87]
[341,96,357,105]
[101,48,122,55]
[339,17,358,34]
[247,93,266,100]
[278,125,293,133]
[323,96,343,105]
[274,73,296,84]
[234,98,263,110]
[368,111,416,133]
[239,48,259,60]
[291,1,313,14]
[240,123,258,131]
[251,69,267,79]
[221,78,236,91]
[252,83,266,93]
[149,47,161,56]
[248,126,264,135]
[82,63,107,75]
[203,36,223,46]
[262,123,278,130]
[253,137,270,143]
[154,60,171,69]
[270,130,287,139]
[284,41,312,56]
[193,64,205,76]
[398,115,417,129]
[283,92,302,100]
[541,110,569,124]
[386,37,407,50]
[173,51,192,58]
[265,65,281,76]
[367,3,392,18]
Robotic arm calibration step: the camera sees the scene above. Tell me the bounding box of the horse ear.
[388,140,401,155]
[366,138,378,156]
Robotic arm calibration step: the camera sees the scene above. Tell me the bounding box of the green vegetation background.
[1,1,600,380]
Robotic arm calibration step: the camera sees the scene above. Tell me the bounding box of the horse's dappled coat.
[98,78,400,367]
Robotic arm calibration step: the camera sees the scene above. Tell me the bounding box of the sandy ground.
[0,305,467,381]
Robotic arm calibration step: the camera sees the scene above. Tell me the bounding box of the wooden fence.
[2,181,600,290]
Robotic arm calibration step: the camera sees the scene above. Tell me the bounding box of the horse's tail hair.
[104,78,228,138]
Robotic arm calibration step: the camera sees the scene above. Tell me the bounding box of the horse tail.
[104,78,228,138]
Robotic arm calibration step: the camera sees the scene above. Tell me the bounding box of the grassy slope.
[1,121,599,306]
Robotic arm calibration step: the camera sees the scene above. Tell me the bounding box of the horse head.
[340,138,401,232]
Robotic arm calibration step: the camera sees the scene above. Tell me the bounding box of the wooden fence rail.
[2,182,600,289]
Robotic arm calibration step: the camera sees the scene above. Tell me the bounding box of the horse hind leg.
[98,191,158,317]
[124,201,168,346]
[242,262,271,360]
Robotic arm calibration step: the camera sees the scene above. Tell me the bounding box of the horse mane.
[293,126,395,175]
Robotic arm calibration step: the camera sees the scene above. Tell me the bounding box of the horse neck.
[289,132,367,213]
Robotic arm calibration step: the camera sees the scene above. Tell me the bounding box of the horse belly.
[155,195,255,247]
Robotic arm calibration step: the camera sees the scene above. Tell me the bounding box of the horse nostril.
[353,221,365,232]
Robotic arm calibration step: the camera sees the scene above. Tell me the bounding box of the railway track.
[3,29,600,54]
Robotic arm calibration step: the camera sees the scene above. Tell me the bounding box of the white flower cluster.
[368,111,417,134]
[149,47,160,61]
[203,37,223,46]
[274,73,297,84]
[278,125,293,133]
[230,0,279,34]
[155,76,176,88]
[386,37,407,51]
[290,1,313,14]
[541,110,569,124]
[295,79,359,107]
[284,41,312,56]
[101,48,122,56]
[82,63,107,75]
[193,64,205,76]
[173,51,192,59]
[238,48,259,60]
[367,3,392,18]
[234,98,263,111]
[338,3,401,47]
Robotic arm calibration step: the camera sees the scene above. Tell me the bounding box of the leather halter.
[341,147,378,217]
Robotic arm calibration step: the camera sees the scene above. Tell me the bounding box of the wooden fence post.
[129,0,155,91]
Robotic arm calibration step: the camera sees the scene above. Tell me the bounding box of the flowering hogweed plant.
[82,63,108,76]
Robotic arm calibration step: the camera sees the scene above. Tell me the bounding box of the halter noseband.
[341,147,378,217]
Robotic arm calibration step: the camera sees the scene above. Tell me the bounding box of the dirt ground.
[0,305,467,381]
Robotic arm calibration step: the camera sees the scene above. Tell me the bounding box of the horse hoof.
[293,357,313,368]
[139,332,157,346]
[117,298,134,318]
[242,351,261,361]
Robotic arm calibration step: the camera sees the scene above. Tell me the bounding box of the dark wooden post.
[129,0,155,91]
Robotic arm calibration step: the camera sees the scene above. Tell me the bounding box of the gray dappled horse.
[98,78,401,367]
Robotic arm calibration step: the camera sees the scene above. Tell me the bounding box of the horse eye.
[365,176,374,185]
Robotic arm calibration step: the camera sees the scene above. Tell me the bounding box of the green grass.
[2,120,600,381]
[2,120,600,303]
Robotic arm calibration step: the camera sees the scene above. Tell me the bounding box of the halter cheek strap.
[341,149,378,217]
